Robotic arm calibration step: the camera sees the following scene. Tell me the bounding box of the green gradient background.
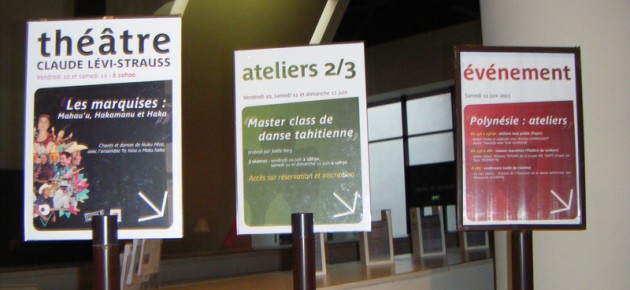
[242,97,364,227]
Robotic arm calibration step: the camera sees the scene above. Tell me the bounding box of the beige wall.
[481,1,630,289]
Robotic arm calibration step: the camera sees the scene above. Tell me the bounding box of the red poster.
[464,101,577,222]
[456,46,585,229]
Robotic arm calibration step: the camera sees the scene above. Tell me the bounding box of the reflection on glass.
[408,132,455,166]
[367,102,402,141]
[406,93,452,135]
[368,140,407,238]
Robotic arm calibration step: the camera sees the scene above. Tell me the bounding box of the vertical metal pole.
[511,230,533,290]
[92,215,120,290]
[292,213,315,290]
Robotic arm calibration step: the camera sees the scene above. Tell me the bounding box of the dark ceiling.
[334,0,480,47]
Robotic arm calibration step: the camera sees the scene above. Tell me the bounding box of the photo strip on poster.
[24,17,183,240]
[455,46,586,230]
[234,43,371,234]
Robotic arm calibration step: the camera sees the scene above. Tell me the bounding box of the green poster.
[242,98,363,226]
[235,43,370,234]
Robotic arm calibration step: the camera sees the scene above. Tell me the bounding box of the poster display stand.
[24,17,183,241]
[459,231,490,261]
[455,45,586,290]
[25,15,177,288]
[315,233,328,276]
[455,45,585,230]
[359,210,394,266]
[234,43,370,235]
[459,231,489,251]
[234,42,369,286]
[119,239,162,290]
[409,206,446,259]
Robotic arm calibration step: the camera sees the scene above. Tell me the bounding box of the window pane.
[408,132,454,166]
[368,139,407,238]
[368,102,402,141]
[446,205,457,233]
[406,93,452,135]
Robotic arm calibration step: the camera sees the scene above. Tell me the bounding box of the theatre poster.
[234,43,371,234]
[24,17,183,240]
[455,46,585,230]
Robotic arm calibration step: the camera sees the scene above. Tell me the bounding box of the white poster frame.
[234,43,371,234]
[24,17,183,240]
[455,46,586,230]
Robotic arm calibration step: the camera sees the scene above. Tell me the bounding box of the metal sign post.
[292,213,315,290]
[455,45,586,289]
[511,231,533,290]
[92,215,120,290]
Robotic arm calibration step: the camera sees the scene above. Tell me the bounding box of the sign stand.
[460,231,489,250]
[409,206,446,259]
[120,239,163,289]
[315,233,328,276]
[455,46,586,290]
[92,215,120,290]
[459,231,490,261]
[512,231,533,290]
[24,17,183,242]
[234,43,371,236]
[292,213,315,290]
[359,209,394,266]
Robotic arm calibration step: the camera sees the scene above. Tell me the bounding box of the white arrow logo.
[550,189,573,214]
[138,191,168,222]
[333,191,359,218]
